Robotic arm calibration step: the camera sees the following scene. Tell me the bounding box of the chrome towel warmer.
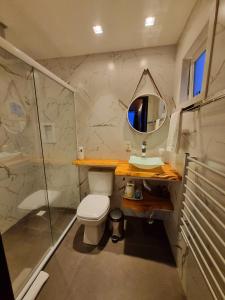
[180,153,225,300]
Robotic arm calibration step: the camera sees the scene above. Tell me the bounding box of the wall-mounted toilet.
[77,168,114,245]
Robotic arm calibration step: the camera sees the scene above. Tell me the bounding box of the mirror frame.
[127,93,167,135]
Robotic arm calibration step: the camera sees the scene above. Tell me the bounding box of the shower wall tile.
[34,71,80,210]
[0,52,46,232]
[0,60,38,155]
[0,163,44,232]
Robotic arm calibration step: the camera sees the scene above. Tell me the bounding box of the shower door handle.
[0,233,15,300]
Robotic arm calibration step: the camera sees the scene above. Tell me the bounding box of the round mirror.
[127,94,167,134]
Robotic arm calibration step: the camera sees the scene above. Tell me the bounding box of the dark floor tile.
[2,208,75,295]
[36,217,186,300]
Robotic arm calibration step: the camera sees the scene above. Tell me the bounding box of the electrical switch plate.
[41,123,56,144]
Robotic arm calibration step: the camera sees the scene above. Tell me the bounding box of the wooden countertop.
[73,159,126,167]
[115,162,181,181]
[73,159,181,181]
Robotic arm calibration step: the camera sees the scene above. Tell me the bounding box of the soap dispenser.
[78,146,85,160]
[141,141,147,157]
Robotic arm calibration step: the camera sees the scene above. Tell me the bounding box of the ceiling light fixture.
[145,17,155,27]
[93,25,103,35]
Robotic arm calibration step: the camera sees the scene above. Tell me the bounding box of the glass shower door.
[33,70,80,244]
[0,48,53,297]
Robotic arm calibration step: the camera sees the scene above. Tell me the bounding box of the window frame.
[188,43,207,103]
[179,0,219,110]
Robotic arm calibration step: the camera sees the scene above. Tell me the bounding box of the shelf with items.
[122,189,173,213]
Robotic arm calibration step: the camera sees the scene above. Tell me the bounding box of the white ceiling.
[0,0,197,59]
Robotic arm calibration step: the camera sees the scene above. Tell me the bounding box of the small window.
[193,50,206,97]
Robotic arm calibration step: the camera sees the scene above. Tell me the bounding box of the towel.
[23,271,49,300]
[166,110,181,152]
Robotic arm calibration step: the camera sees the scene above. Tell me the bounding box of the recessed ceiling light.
[93,25,103,35]
[145,17,155,27]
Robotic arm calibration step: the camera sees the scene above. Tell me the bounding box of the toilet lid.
[77,194,110,220]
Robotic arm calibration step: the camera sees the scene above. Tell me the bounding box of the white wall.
[208,0,225,96]
[165,1,225,300]
[174,0,213,106]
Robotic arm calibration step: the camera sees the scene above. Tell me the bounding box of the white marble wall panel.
[0,48,48,232]
[41,46,176,157]
[34,70,80,210]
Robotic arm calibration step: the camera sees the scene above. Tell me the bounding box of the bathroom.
[0,0,224,299]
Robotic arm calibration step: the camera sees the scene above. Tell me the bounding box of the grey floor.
[37,217,186,300]
[2,208,75,296]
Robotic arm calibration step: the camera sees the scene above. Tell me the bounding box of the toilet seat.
[77,194,110,220]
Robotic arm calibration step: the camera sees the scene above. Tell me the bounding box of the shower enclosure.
[0,37,80,299]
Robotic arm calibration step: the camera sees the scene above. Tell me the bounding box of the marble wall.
[0,48,47,232]
[34,70,80,211]
[0,46,80,236]
[40,45,176,201]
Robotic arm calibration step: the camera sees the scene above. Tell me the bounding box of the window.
[179,24,209,105]
[193,50,206,97]
[180,49,207,104]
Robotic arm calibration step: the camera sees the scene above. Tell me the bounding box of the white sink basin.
[129,155,164,170]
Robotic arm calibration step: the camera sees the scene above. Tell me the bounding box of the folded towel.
[23,271,49,300]
[166,110,181,152]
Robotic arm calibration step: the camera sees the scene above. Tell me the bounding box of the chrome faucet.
[141,141,147,157]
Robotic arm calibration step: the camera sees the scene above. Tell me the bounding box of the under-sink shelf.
[122,190,173,213]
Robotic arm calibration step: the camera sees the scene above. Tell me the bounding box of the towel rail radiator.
[180,154,225,300]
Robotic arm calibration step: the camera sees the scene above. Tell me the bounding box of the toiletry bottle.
[141,141,147,157]
[78,146,85,160]
[124,181,135,198]
[134,182,143,200]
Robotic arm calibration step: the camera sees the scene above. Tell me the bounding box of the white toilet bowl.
[77,194,110,245]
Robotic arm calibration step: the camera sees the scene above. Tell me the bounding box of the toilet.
[77,168,113,245]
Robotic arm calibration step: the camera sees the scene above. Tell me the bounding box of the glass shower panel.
[0,48,52,297]
[34,70,79,244]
